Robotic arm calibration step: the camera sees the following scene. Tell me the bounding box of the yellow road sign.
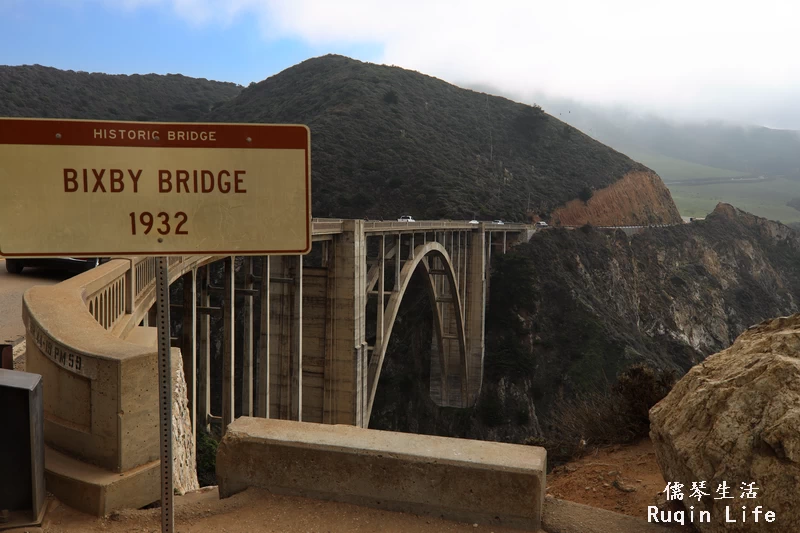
[0,118,311,256]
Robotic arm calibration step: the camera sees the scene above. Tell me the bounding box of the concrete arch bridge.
[21,219,535,514]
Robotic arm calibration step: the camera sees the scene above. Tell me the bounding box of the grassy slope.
[667,178,800,223]
[616,145,800,223]
[204,55,651,221]
[533,93,800,224]
[618,146,746,181]
[0,64,242,121]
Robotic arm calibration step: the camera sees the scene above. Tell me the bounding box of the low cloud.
[76,0,800,127]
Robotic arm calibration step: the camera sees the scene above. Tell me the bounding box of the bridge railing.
[73,255,216,338]
[312,219,344,234]
[364,221,534,232]
[310,218,534,234]
[83,259,131,331]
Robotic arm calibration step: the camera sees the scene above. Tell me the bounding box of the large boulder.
[649,314,800,532]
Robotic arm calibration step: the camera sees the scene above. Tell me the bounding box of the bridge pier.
[256,257,270,418]
[222,256,235,434]
[465,231,487,403]
[180,268,197,453]
[241,257,254,417]
[323,220,367,426]
[268,255,303,421]
[197,265,211,432]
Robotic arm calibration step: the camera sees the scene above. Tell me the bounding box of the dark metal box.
[0,369,45,529]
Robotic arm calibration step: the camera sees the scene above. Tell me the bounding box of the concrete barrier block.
[217,417,546,531]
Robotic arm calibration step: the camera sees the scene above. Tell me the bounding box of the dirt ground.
[5,439,675,533]
[30,487,528,533]
[546,439,666,518]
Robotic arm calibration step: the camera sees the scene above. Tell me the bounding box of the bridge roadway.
[16,217,681,516]
[311,218,533,236]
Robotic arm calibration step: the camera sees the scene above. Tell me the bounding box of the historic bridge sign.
[0,118,311,257]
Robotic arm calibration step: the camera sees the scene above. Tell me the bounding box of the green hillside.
[0,57,666,222]
[0,64,242,121]
[205,55,651,221]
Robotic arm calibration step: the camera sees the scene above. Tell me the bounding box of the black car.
[4,257,107,274]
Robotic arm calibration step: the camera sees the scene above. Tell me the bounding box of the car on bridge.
[397,215,415,222]
[535,221,549,227]
[492,220,504,225]
[468,219,480,224]
[4,257,107,275]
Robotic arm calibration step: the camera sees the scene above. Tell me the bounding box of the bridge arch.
[365,241,467,423]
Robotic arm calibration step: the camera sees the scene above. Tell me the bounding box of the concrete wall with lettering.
[19,260,201,514]
[25,323,122,470]
[22,285,158,473]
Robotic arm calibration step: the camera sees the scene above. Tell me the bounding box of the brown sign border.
[0,118,311,257]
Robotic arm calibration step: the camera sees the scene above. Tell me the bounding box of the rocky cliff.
[551,170,683,226]
[370,204,800,448]
[650,313,800,532]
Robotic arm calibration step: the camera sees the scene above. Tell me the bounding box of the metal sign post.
[155,257,174,533]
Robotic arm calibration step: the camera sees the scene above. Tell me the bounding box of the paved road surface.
[0,258,70,346]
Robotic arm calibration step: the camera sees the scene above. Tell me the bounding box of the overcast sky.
[3,0,800,129]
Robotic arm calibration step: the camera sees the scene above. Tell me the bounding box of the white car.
[397,215,415,222]
[536,221,549,227]
[492,220,504,225]
[468,219,480,224]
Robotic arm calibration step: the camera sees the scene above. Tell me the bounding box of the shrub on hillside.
[196,427,219,487]
[383,89,399,104]
[612,364,677,434]
[537,364,677,465]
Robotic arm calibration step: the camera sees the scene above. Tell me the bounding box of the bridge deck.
[312,218,532,235]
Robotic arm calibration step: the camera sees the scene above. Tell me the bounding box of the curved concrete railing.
[76,255,220,339]
[21,253,224,511]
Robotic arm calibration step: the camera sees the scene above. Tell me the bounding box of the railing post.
[126,259,135,314]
